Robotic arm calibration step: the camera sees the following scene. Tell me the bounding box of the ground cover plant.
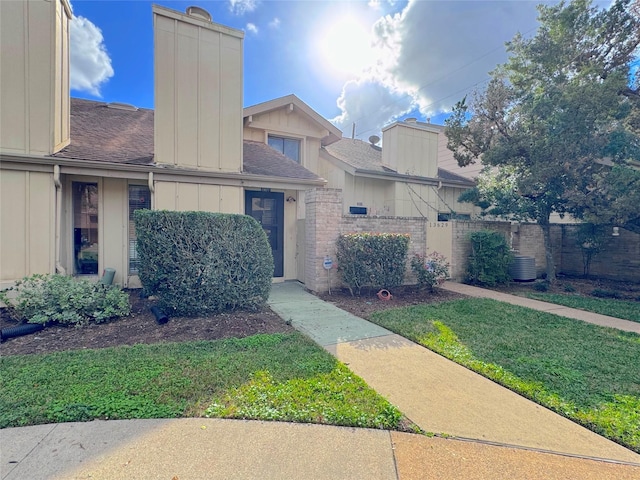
[367,298,640,452]
[0,274,129,325]
[525,293,640,323]
[0,333,402,431]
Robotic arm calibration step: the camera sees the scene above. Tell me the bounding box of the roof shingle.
[52,98,323,183]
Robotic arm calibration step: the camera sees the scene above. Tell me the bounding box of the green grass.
[369,299,640,452]
[526,293,640,323]
[0,333,401,431]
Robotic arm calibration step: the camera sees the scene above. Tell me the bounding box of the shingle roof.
[323,138,474,186]
[53,98,154,164]
[52,98,323,183]
[243,141,323,180]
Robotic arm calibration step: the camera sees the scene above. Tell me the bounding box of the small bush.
[336,233,409,296]
[134,210,273,316]
[563,284,577,293]
[0,274,130,325]
[411,252,450,291]
[465,230,513,286]
[591,288,621,299]
[533,281,550,292]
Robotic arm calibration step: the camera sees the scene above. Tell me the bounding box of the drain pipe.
[53,165,66,275]
[148,171,155,209]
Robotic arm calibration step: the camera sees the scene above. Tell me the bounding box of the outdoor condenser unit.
[509,255,536,281]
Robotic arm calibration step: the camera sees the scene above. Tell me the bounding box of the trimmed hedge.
[336,233,409,295]
[465,230,513,286]
[134,210,273,316]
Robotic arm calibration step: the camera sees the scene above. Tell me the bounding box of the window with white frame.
[268,135,301,163]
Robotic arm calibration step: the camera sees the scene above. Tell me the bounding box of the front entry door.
[245,191,284,278]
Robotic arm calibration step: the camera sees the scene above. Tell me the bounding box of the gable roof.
[51,98,324,184]
[244,94,342,146]
[322,138,475,187]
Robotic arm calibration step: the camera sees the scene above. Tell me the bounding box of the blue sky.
[69,0,630,140]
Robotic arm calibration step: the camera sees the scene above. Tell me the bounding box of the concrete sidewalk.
[268,281,640,464]
[440,282,640,334]
[2,281,639,479]
[3,419,639,480]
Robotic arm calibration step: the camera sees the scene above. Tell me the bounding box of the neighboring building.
[319,120,477,220]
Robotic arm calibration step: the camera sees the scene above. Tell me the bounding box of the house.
[318,120,476,219]
[0,1,477,291]
[0,2,327,289]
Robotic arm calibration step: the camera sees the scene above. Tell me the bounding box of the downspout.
[148,171,155,209]
[53,165,66,275]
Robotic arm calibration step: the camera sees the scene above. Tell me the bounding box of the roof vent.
[106,102,138,111]
[405,117,417,124]
[368,135,380,145]
[186,6,212,22]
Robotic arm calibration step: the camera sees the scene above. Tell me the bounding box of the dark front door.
[245,191,284,277]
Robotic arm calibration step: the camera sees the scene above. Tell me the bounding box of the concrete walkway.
[2,281,639,479]
[441,281,640,334]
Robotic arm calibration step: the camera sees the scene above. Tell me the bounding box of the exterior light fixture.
[612,226,620,237]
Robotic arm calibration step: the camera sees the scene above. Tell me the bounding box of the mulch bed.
[1,277,637,357]
[0,291,295,357]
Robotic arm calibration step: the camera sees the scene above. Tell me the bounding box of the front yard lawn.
[526,293,640,323]
[0,333,401,431]
[369,298,640,453]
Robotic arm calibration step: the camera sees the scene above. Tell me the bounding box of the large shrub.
[0,274,130,325]
[336,233,409,295]
[134,210,273,316]
[465,230,513,286]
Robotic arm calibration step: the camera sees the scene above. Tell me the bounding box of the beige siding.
[382,123,438,178]
[154,181,242,213]
[101,178,128,286]
[317,156,346,193]
[284,190,298,280]
[346,175,395,216]
[153,5,243,172]
[0,0,70,156]
[0,170,54,284]
[244,109,327,170]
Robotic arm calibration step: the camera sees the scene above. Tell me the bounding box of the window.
[73,182,99,274]
[268,135,301,163]
[129,185,151,275]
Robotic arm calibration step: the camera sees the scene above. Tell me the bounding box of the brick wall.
[304,188,639,291]
[558,225,639,282]
[305,188,429,292]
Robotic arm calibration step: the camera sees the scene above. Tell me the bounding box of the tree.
[446,0,640,281]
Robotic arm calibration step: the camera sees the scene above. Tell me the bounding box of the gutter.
[0,153,327,188]
[352,167,475,188]
[53,165,65,275]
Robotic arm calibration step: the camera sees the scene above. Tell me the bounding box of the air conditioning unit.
[509,255,536,281]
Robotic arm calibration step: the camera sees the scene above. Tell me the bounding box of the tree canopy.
[445,0,640,280]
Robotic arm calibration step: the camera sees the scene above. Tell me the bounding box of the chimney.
[1,0,72,155]
[153,5,244,171]
[381,120,440,178]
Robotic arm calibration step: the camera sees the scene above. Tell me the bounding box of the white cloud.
[246,23,258,34]
[229,0,259,15]
[70,16,114,97]
[332,77,414,137]
[331,0,545,137]
[269,17,281,29]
